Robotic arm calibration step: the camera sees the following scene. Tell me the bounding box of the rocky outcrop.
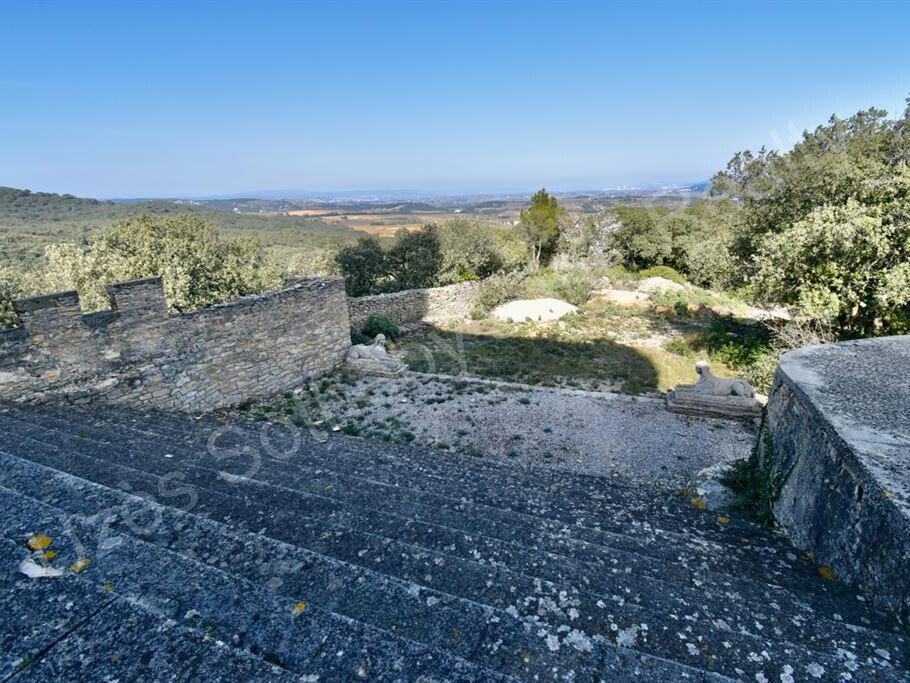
[765,335,910,625]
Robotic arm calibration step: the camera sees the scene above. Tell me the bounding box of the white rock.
[636,276,686,294]
[491,298,578,323]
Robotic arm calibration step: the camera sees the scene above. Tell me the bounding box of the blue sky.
[1,0,908,198]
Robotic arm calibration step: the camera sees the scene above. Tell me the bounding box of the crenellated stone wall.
[0,276,351,412]
[347,281,480,330]
[765,336,910,625]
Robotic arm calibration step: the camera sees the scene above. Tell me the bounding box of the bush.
[386,225,442,291]
[361,314,399,340]
[335,237,386,296]
[437,219,505,284]
[610,206,672,269]
[525,268,596,306]
[350,326,371,345]
[637,265,687,285]
[469,271,528,318]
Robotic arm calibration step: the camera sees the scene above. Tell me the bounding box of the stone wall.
[347,281,480,330]
[0,276,351,412]
[765,336,910,624]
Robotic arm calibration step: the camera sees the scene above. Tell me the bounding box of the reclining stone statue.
[345,333,406,377]
[666,361,760,419]
[692,360,755,398]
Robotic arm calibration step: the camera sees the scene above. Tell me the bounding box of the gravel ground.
[242,371,758,488]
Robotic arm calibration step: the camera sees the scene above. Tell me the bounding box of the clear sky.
[1,0,908,198]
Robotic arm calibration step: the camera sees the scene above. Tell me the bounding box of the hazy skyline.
[1,0,908,198]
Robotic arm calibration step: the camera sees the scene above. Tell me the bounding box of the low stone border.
[765,335,910,624]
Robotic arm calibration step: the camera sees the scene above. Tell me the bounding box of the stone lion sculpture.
[345,333,405,376]
[692,361,754,398]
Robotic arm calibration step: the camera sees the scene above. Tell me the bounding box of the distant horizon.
[9,180,711,203]
[2,1,908,198]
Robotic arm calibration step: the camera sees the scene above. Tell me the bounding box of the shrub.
[469,271,528,318]
[350,326,371,345]
[437,219,504,284]
[39,214,280,314]
[335,237,386,296]
[610,206,672,269]
[525,268,596,306]
[637,265,687,285]
[361,314,399,340]
[386,225,442,291]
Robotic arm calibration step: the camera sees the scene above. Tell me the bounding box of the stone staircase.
[0,402,906,681]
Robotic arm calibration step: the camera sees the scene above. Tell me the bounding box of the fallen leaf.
[43,550,56,559]
[818,566,835,581]
[689,497,707,510]
[716,516,730,524]
[292,601,307,617]
[69,558,90,573]
[103,583,114,591]
[27,535,52,551]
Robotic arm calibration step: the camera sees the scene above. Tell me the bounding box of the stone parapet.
[765,335,910,624]
[0,276,350,412]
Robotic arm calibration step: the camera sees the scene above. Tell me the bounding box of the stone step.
[0,538,298,682]
[0,450,731,682]
[0,409,897,635]
[0,487,517,682]
[2,440,905,683]
[0,407,841,585]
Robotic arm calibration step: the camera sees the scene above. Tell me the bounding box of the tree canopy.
[519,189,565,267]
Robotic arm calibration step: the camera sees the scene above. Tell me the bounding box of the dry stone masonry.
[0,276,351,412]
[347,280,480,329]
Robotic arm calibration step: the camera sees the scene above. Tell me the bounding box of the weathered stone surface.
[345,333,406,376]
[0,277,351,412]
[1,401,908,680]
[766,335,910,625]
[667,385,762,419]
[636,276,686,294]
[347,281,479,329]
[490,298,578,323]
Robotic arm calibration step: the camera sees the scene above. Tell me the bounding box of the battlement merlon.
[106,277,168,313]
[13,289,82,320]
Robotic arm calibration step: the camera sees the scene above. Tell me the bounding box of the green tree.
[753,167,910,335]
[386,225,442,290]
[42,214,279,313]
[436,218,504,283]
[711,103,910,280]
[609,206,672,269]
[335,236,386,296]
[519,189,565,267]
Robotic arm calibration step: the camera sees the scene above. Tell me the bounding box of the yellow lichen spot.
[689,497,707,510]
[292,601,307,617]
[27,535,52,551]
[43,550,57,560]
[716,516,730,524]
[103,583,114,591]
[69,558,90,573]
[818,566,835,581]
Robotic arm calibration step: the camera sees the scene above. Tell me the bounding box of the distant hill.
[0,187,360,269]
